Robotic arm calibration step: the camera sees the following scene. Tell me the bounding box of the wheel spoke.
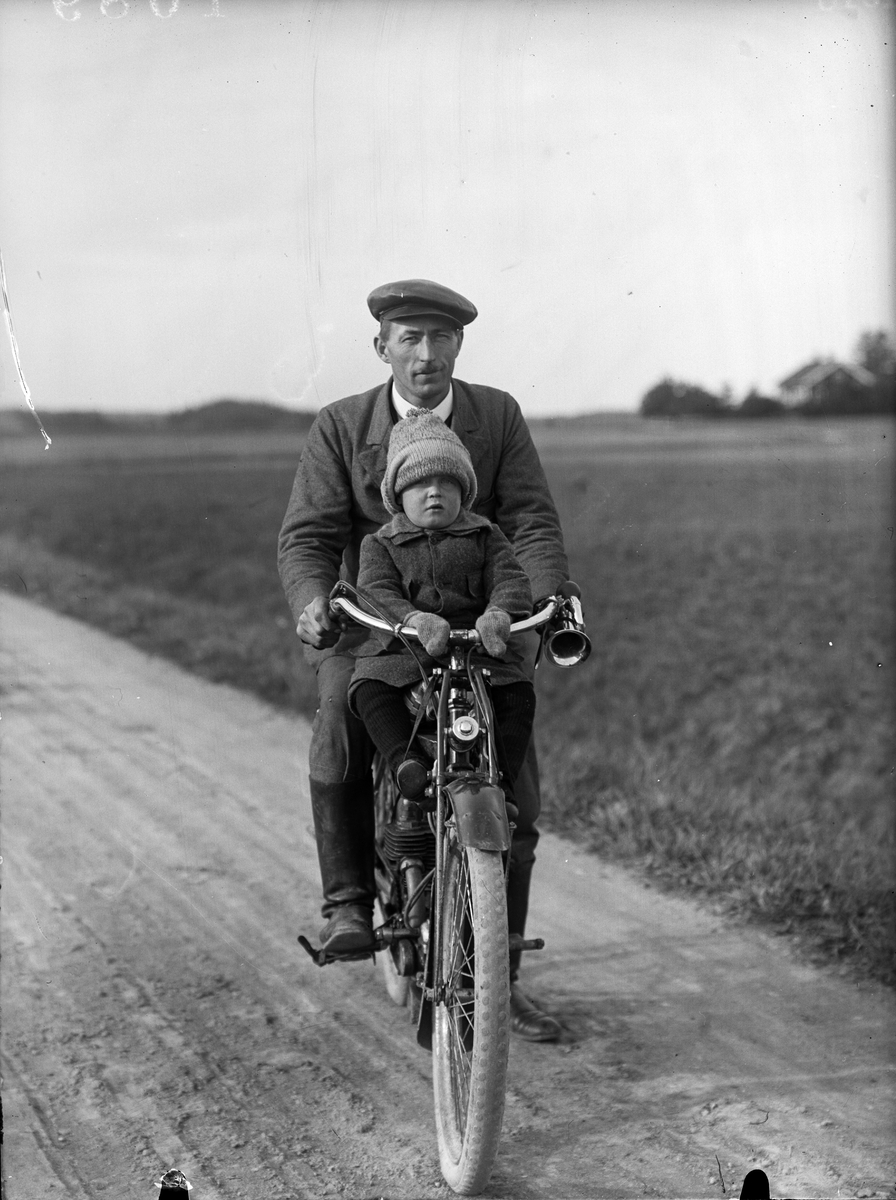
[441,846,474,1128]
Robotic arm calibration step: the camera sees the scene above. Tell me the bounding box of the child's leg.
[489,681,537,799]
[352,679,429,797]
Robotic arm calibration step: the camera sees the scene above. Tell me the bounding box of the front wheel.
[432,838,510,1195]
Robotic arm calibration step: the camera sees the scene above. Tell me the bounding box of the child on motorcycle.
[349,407,536,802]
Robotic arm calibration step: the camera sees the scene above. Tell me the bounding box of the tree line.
[640,329,896,418]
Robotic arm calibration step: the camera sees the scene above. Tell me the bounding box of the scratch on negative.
[99,844,139,900]
[0,246,52,449]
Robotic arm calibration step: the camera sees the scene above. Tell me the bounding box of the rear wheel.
[432,836,509,1195]
[373,897,411,1006]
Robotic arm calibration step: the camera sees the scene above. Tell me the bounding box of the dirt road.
[2,591,893,1199]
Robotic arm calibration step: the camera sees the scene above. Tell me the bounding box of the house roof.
[779,359,825,390]
[779,358,875,391]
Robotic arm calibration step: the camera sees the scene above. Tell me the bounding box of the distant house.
[778,358,875,408]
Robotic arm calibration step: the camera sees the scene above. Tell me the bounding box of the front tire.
[432,838,510,1195]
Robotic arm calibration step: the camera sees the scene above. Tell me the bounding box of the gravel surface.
[2,592,893,1199]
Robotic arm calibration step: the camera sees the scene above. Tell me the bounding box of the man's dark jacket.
[277,379,569,649]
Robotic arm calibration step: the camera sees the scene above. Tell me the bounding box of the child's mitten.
[406,611,451,657]
[475,609,512,658]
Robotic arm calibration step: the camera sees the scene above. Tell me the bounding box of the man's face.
[374,316,463,407]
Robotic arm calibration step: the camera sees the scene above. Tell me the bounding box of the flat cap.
[367,278,478,327]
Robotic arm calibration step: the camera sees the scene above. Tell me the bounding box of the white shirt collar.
[391,380,454,423]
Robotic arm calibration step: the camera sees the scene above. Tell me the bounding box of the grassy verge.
[2,419,892,984]
[534,421,894,983]
[0,533,318,714]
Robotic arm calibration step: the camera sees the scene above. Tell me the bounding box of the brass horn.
[544,595,592,667]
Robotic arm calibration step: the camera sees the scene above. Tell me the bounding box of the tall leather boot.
[506,850,534,983]
[507,837,561,1041]
[309,777,376,953]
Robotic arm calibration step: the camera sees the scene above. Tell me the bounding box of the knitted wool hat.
[381,408,478,516]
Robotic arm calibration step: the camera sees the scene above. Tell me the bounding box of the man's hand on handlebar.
[533,581,581,608]
[297,594,346,649]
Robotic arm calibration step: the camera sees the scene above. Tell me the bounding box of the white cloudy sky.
[0,0,892,416]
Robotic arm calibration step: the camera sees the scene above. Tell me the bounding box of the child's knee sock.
[352,680,422,772]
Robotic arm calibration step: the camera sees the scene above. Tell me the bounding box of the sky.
[0,0,892,417]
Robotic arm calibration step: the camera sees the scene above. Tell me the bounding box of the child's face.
[400,474,463,529]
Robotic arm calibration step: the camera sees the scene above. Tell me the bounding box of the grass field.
[2,415,893,984]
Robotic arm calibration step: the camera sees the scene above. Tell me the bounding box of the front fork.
[427,661,516,1000]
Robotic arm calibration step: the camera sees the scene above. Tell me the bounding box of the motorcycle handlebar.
[329,585,591,666]
[328,589,562,643]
